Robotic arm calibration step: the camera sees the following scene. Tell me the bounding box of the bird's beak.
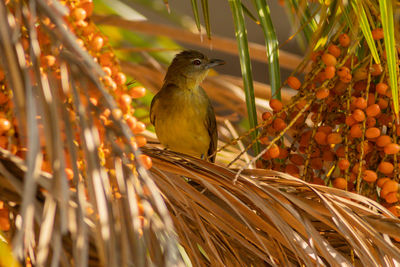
[206,59,225,69]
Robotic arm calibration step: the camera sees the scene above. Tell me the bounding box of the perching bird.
[150,50,224,162]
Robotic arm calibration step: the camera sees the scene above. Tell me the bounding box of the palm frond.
[254,0,282,99]
[200,0,211,40]
[0,1,182,265]
[190,0,202,33]
[142,146,400,266]
[379,0,399,119]
[229,0,260,156]
[352,0,381,64]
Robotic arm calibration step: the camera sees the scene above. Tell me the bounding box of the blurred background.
[97,0,303,84]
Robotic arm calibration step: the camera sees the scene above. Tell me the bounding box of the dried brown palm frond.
[142,146,400,266]
[0,1,182,266]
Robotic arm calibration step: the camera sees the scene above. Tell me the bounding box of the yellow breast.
[151,85,211,159]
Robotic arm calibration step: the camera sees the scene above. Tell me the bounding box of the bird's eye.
[192,59,202,65]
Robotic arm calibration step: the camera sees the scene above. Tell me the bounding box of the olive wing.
[205,100,218,163]
[149,94,157,126]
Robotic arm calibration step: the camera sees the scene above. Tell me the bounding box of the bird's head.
[164,50,225,89]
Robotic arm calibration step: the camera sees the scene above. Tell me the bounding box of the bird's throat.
[168,71,209,91]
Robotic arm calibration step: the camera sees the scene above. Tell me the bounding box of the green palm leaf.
[228,0,260,156]
[379,0,399,118]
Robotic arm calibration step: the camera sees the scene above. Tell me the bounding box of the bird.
[150,50,224,162]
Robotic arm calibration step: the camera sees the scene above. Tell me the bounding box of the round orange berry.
[270,99,283,112]
[139,154,152,169]
[376,82,388,95]
[267,144,280,159]
[327,44,341,58]
[129,86,146,99]
[135,136,147,147]
[352,109,365,122]
[366,104,381,117]
[72,8,87,21]
[354,97,367,109]
[119,94,132,107]
[372,28,384,40]
[338,33,350,47]
[338,158,350,170]
[322,53,337,66]
[272,118,286,131]
[133,121,146,134]
[371,64,383,76]
[365,127,380,139]
[362,170,377,183]
[327,133,342,145]
[378,162,394,175]
[324,66,336,79]
[345,115,357,127]
[314,131,327,145]
[377,98,388,110]
[384,143,400,155]
[0,118,11,134]
[332,177,347,190]
[337,66,350,78]
[366,117,376,127]
[377,135,391,147]
[114,72,127,85]
[350,124,362,138]
[377,178,391,188]
[262,111,273,121]
[381,180,398,198]
[385,192,398,204]
[91,35,104,51]
[287,76,301,90]
[316,88,330,99]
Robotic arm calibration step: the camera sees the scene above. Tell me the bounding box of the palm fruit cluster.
[260,30,399,217]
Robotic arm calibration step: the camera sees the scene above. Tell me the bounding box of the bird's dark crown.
[173,50,206,60]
